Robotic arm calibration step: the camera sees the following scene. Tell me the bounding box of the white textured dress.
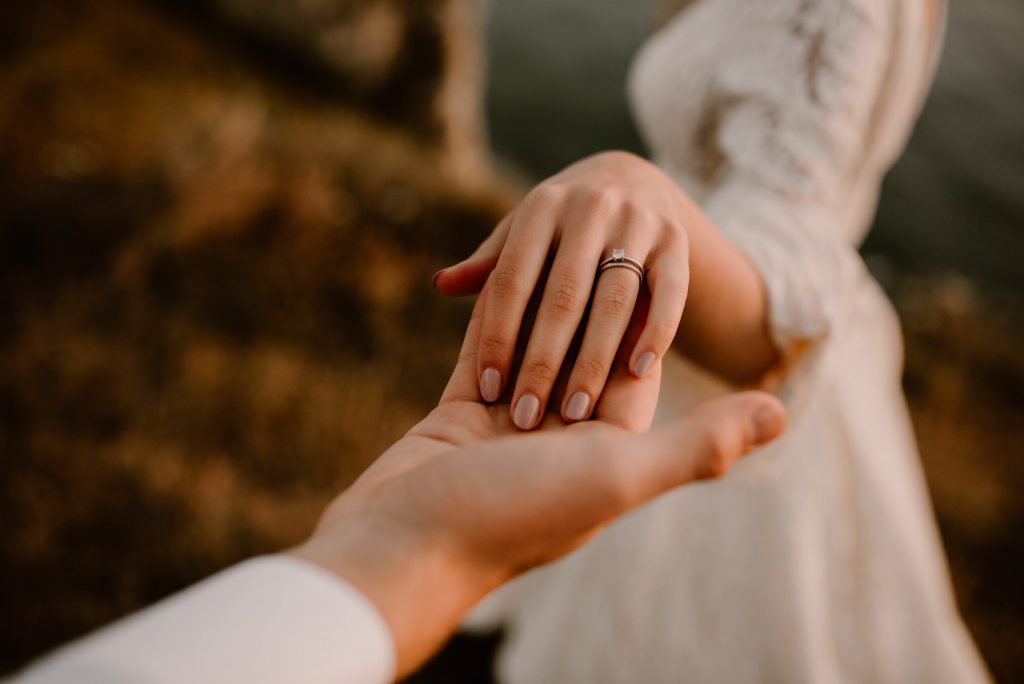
[468,0,992,681]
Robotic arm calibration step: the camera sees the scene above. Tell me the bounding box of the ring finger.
[560,239,653,424]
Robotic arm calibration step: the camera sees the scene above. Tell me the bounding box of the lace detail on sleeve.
[630,0,899,353]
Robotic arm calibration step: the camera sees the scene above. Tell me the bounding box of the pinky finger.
[629,245,689,378]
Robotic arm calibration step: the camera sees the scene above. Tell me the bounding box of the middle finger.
[507,225,605,429]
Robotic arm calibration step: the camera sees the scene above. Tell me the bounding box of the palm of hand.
[318,291,662,571]
[305,358,660,678]
[294,286,782,678]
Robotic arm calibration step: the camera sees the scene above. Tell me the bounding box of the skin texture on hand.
[290,288,787,678]
[434,150,779,429]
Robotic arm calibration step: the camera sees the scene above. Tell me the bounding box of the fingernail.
[633,351,656,378]
[480,368,502,403]
[752,405,785,445]
[565,392,591,421]
[513,394,540,430]
[431,269,447,288]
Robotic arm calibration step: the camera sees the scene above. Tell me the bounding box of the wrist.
[290,517,499,677]
[662,183,779,383]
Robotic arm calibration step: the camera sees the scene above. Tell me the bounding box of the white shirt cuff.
[12,555,396,684]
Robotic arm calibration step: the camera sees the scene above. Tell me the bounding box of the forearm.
[669,191,779,385]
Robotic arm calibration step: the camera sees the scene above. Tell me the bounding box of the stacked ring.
[597,248,645,281]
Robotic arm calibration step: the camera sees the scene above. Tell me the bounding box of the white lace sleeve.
[630,0,901,357]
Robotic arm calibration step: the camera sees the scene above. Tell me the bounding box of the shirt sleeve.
[8,555,396,684]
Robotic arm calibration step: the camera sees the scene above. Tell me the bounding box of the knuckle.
[619,198,656,226]
[479,332,510,360]
[547,276,585,319]
[663,217,689,243]
[699,430,736,480]
[490,267,527,299]
[661,224,691,261]
[574,355,610,384]
[577,186,618,216]
[523,357,561,385]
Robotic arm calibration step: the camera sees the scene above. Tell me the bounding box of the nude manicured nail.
[633,352,656,378]
[513,394,540,430]
[480,368,502,402]
[432,266,452,288]
[565,392,591,421]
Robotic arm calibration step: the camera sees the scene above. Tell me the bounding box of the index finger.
[440,282,491,405]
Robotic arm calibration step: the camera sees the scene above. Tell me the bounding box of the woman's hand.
[434,151,695,430]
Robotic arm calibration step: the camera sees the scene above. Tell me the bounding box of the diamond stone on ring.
[598,249,645,281]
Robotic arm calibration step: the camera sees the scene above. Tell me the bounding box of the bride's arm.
[630,0,910,377]
[657,162,779,383]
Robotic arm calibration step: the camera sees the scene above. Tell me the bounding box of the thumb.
[613,392,787,511]
[434,212,513,296]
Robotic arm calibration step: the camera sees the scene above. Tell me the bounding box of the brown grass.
[0,0,509,670]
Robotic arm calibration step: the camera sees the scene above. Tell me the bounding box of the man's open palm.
[296,283,786,677]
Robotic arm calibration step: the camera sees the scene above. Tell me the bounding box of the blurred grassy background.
[0,0,511,676]
[0,0,1021,681]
